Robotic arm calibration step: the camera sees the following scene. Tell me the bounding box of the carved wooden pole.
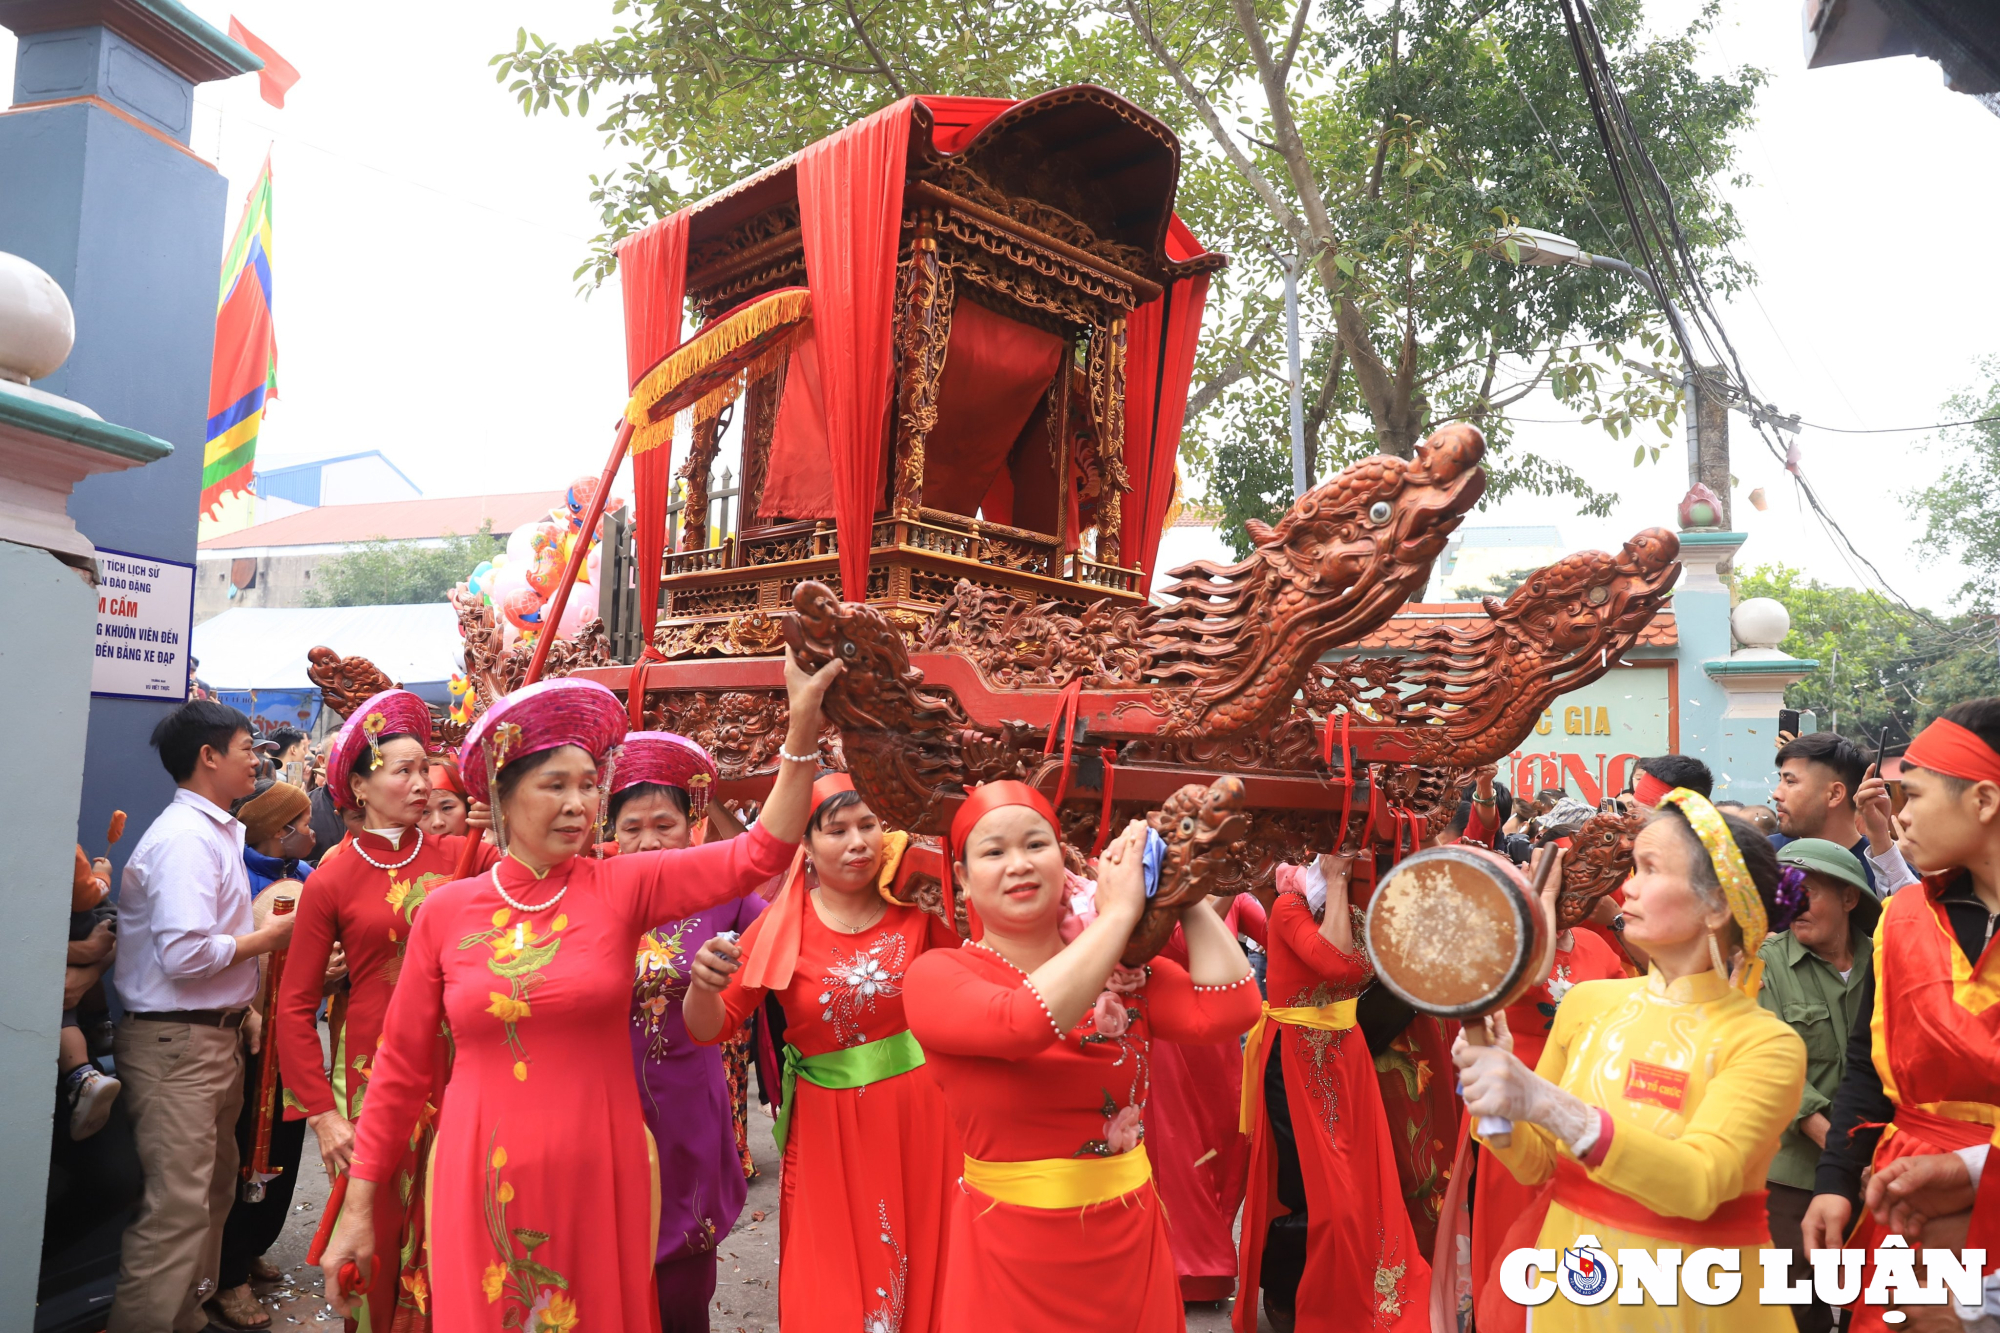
[679,415,723,551]
[740,360,787,527]
[1090,317,1129,567]
[892,218,953,517]
[1050,336,1074,564]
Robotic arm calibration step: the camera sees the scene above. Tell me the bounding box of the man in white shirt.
[108,700,296,1333]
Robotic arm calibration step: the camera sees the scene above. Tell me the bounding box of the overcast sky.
[6,0,1996,607]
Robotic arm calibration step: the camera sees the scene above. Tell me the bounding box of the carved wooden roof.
[681,85,1223,290]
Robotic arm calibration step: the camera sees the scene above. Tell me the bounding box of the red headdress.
[613,731,720,824]
[326,689,433,812]
[428,757,467,800]
[1632,768,1673,810]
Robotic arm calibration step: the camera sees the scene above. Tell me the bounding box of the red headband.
[1905,717,2000,785]
[1633,769,1673,809]
[812,772,856,813]
[428,761,466,799]
[949,780,1060,863]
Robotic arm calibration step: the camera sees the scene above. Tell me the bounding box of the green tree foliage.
[1736,563,2000,744]
[492,0,1759,554]
[304,527,503,608]
[1452,565,1541,600]
[1905,355,2000,611]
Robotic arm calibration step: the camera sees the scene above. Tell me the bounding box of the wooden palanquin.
[596,86,1226,665]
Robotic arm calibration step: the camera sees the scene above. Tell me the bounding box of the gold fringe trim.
[626,287,811,457]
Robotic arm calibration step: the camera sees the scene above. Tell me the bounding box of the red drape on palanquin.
[1122,214,1212,578]
[613,93,1212,615]
[614,211,688,647]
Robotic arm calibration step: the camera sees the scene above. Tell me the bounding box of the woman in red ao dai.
[903,784,1262,1332]
[317,652,842,1332]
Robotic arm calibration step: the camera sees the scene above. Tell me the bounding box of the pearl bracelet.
[778,747,819,764]
[1192,972,1258,994]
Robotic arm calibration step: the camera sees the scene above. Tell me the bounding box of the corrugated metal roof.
[198,491,564,550]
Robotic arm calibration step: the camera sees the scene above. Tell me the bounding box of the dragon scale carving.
[1305,528,1682,768]
[1141,423,1485,736]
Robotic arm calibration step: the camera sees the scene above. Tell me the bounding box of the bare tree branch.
[1119,0,1304,243]
[1228,0,1407,449]
[841,0,906,96]
[1186,312,1280,419]
[1277,0,1313,84]
[1304,346,1345,479]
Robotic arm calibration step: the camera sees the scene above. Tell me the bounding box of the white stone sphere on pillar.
[0,252,75,385]
[1732,597,1791,652]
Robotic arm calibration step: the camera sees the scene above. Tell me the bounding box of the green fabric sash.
[774,1029,925,1151]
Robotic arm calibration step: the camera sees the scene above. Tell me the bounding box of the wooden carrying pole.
[456,418,634,883]
[526,418,634,688]
[241,893,297,1200]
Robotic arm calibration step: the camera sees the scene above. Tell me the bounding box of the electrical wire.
[1796,413,2000,436]
[1552,0,1944,623]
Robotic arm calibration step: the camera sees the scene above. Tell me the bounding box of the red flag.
[228,18,300,109]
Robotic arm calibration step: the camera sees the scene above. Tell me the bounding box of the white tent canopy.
[193,604,463,697]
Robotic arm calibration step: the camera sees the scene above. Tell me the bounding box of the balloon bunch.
[459,475,625,652]
[447,673,475,726]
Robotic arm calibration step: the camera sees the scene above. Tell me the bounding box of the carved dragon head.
[1122,776,1252,966]
[1148,423,1488,737]
[1483,527,1681,655]
[1556,809,1644,929]
[1240,422,1487,610]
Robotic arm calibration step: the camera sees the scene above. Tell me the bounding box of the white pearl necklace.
[490,862,569,914]
[351,826,424,872]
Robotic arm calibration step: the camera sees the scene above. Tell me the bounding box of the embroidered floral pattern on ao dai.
[820,933,909,1047]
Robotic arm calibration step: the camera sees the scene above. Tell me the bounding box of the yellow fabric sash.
[1239,999,1360,1133]
[962,1144,1153,1210]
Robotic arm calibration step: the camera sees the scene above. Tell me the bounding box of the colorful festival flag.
[200,157,278,539]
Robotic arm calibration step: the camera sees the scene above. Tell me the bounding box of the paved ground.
[245,1106,1253,1331]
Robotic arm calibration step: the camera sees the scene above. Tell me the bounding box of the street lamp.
[1495,225,1723,520]
[1494,227,1690,361]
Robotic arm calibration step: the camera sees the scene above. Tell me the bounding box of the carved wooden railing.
[599,470,1149,665]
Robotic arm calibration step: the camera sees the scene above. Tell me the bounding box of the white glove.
[1452,1023,1598,1153]
[1299,859,1327,916]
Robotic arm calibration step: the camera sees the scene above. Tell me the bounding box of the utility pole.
[1285,254,1308,500]
[1691,365,1732,531]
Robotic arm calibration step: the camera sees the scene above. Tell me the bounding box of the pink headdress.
[326,689,433,812]
[613,731,720,823]
[459,679,628,809]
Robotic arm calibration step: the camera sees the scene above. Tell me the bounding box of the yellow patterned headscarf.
[1659,787,1767,999]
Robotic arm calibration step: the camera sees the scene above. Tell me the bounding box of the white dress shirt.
[113,787,258,1013]
[1866,839,1921,895]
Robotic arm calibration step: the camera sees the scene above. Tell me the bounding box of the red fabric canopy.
[1121,215,1211,578]
[767,96,1019,582]
[797,99,915,600]
[612,92,1215,615]
[615,212,689,644]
